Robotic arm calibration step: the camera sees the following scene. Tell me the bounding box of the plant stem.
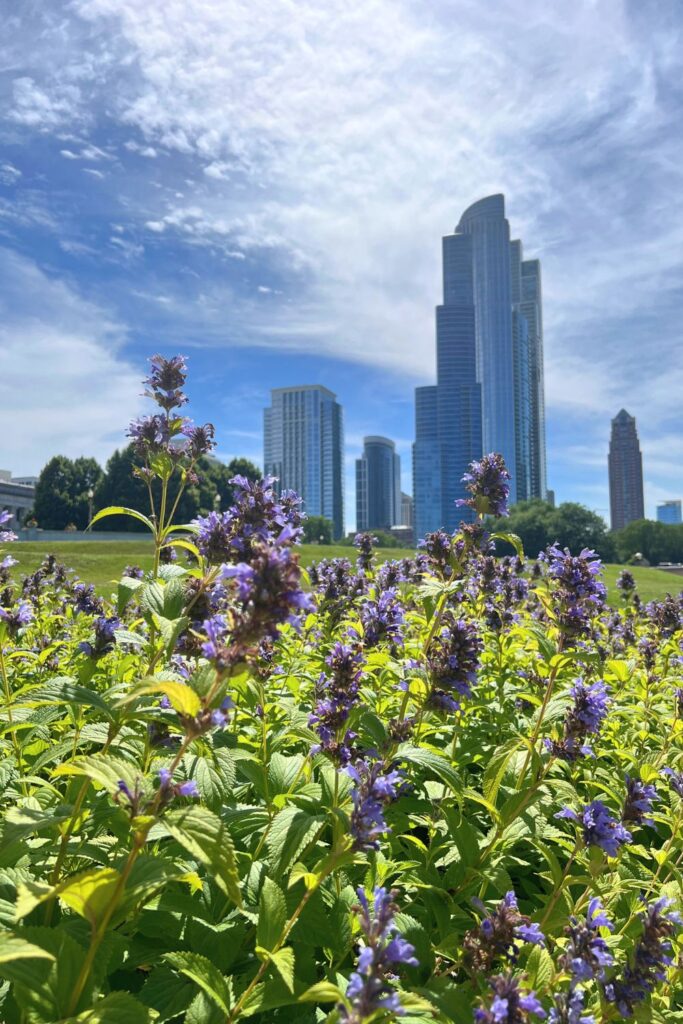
[538,842,579,930]
[0,643,27,795]
[516,640,563,790]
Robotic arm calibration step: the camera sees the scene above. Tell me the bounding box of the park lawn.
[8,540,415,594]
[8,541,682,603]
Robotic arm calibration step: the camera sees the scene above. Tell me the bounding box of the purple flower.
[546,680,610,762]
[475,973,546,1022]
[194,510,234,564]
[539,545,606,639]
[158,768,200,801]
[127,413,171,455]
[548,988,595,1024]
[457,453,511,519]
[561,898,614,983]
[556,801,632,857]
[347,761,404,851]
[616,570,636,595]
[78,615,120,659]
[359,589,404,649]
[425,614,482,712]
[309,642,365,764]
[338,887,418,1023]
[604,897,682,1017]
[662,767,683,798]
[622,776,658,827]
[143,353,188,411]
[0,509,17,544]
[0,600,34,634]
[354,532,378,572]
[464,891,545,972]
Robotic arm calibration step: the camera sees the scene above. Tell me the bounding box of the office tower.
[413,194,548,538]
[456,195,517,502]
[608,409,645,530]
[657,500,682,525]
[355,436,401,532]
[400,492,413,528]
[264,385,344,539]
[413,385,442,540]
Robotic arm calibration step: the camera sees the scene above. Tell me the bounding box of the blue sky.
[1,0,682,530]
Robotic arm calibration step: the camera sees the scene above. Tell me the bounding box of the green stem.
[516,641,563,790]
[0,643,28,795]
[226,842,342,1023]
[538,841,580,929]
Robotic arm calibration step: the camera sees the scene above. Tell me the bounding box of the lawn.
[8,540,415,593]
[9,540,683,604]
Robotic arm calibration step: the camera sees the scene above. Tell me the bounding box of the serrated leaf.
[66,991,150,1022]
[269,946,295,992]
[398,744,463,796]
[266,807,324,878]
[257,877,287,951]
[0,931,55,964]
[118,678,200,716]
[164,806,241,906]
[57,868,121,927]
[164,951,232,1014]
[300,980,345,1004]
[52,752,140,796]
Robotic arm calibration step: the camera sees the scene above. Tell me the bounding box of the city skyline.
[1,2,682,526]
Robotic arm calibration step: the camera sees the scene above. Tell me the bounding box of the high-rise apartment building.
[264,385,344,539]
[355,436,401,532]
[657,500,682,525]
[413,195,546,539]
[400,492,413,528]
[608,409,645,531]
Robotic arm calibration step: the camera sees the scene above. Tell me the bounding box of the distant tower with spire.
[608,409,645,530]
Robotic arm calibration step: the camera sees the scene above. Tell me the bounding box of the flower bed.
[0,358,682,1024]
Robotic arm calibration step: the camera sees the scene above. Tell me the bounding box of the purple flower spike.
[556,801,632,857]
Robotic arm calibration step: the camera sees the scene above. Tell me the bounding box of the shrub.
[0,357,682,1024]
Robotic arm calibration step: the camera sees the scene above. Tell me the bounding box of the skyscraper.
[264,385,344,538]
[456,195,517,502]
[657,500,682,525]
[608,409,645,530]
[355,436,401,532]
[413,194,547,539]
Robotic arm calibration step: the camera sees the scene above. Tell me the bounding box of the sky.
[1,0,682,530]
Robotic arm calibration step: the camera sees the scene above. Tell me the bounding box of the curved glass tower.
[413,194,548,540]
[356,436,401,531]
[456,194,517,503]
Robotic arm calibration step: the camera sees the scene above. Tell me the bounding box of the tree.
[613,519,683,566]
[302,516,333,545]
[34,456,104,530]
[503,499,616,562]
[94,447,262,531]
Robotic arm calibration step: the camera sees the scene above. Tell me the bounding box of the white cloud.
[0,163,21,185]
[10,76,82,130]
[0,249,142,473]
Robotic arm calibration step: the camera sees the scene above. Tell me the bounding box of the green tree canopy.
[502,499,616,562]
[33,456,104,530]
[302,515,333,545]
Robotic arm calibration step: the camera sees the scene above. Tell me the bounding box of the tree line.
[32,447,262,531]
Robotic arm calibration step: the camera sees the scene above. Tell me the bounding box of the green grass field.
[7,540,683,604]
[8,540,415,593]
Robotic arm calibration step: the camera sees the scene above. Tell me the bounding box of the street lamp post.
[87,488,94,526]
[214,493,221,512]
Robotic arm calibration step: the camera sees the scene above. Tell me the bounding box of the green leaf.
[58,868,121,927]
[299,980,345,1004]
[88,506,155,533]
[164,806,241,906]
[257,877,287,952]
[67,991,150,1023]
[139,966,195,1023]
[53,752,140,797]
[491,530,524,557]
[398,744,463,797]
[155,614,190,655]
[0,931,55,964]
[269,946,295,992]
[118,678,201,717]
[266,807,324,878]
[525,945,555,990]
[164,951,232,1014]
[20,678,112,717]
[483,740,521,805]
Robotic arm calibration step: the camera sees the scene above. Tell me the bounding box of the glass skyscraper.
[657,500,682,525]
[355,436,401,532]
[608,409,644,531]
[264,385,344,539]
[413,195,547,540]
